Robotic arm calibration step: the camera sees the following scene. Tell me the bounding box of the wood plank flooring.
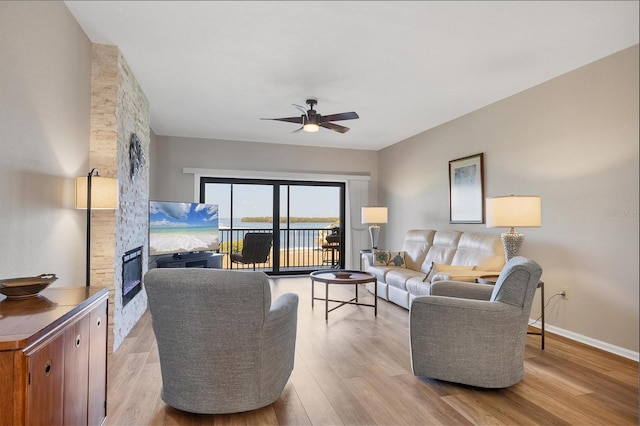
[106,276,638,425]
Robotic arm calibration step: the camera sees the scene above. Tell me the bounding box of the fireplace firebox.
[122,246,143,306]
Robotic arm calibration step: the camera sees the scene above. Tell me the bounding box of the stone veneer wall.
[91,44,149,352]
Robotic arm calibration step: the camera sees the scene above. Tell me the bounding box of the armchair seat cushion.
[385,268,424,291]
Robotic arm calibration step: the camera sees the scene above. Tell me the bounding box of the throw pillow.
[373,250,407,268]
[425,262,475,282]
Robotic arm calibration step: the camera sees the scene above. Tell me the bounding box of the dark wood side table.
[310,270,377,321]
[477,275,545,350]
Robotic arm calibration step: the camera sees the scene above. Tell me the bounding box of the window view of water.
[219,218,338,249]
[219,219,337,230]
[203,178,344,271]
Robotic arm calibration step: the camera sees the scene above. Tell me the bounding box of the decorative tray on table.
[333,272,353,279]
[0,274,58,299]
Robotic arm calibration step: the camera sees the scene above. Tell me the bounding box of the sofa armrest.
[429,280,494,300]
[362,252,374,270]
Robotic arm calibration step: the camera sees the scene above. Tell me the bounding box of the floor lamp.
[485,195,541,261]
[361,207,388,250]
[76,169,118,286]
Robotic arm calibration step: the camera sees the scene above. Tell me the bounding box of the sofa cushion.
[373,250,407,268]
[366,265,394,283]
[450,232,504,271]
[401,230,435,270]
[385,268,424,291]
[407,276,433,296]
[422,262,435,281]
[420,231,462,271]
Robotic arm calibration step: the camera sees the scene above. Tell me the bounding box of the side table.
[310,270,377,321]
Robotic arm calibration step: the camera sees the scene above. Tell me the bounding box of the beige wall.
[151,136,379,203]
[378,45,639,356]
[0,1,91,285]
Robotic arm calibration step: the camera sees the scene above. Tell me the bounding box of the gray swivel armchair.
[144,268,299,414]
[409,256,543,388]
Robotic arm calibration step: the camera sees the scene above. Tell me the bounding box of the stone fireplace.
[90,44,149,353]
[122,246,143,307]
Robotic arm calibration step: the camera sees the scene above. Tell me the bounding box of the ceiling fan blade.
[319,112,359,123]
[319,122,350,134]
[260,116,303,124]
[292,104,308,117]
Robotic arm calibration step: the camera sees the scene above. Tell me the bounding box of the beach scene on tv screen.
[149,201,219,256]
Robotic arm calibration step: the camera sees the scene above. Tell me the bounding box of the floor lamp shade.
[75,176,119,209]
[75,170,119,287]
[486,195,541,261]
[362,207,388,249]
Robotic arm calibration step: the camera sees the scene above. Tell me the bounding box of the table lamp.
[76,168,119,286]
[485,195,541,261]
[362,207,388,249]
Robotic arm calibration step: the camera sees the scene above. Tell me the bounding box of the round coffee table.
[310,270,377,321]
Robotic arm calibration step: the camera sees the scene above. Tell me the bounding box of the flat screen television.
[149,200,219,256]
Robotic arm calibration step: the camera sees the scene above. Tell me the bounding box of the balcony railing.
[218,228,340,273]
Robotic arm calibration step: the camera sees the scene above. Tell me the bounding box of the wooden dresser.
[0,286,109,426]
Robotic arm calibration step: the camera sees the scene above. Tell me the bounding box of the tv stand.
[156,252,223,269]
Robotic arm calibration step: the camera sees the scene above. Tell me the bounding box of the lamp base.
[501,229,524,261]
[369,224,380,249]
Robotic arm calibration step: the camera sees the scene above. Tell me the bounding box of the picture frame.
[449,153,485,224]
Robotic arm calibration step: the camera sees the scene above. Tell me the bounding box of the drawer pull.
[75,335,81,348]
[44,361,52,375]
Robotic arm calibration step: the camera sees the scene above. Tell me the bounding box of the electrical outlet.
[561,286,569,300]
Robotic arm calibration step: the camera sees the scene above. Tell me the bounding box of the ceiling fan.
[261,99,359,134]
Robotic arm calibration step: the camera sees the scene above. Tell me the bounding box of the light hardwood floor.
[106,276,638,425]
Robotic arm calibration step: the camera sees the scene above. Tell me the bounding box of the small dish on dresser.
[0,274,58,299]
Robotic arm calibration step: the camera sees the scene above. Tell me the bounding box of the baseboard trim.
[528,321,639,362]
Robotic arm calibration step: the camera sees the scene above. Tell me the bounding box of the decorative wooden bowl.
[0,274,58,299]
[333,272,353,279]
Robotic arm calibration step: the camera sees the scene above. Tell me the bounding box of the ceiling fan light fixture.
[303,123,320,133]
[262,99,358,134]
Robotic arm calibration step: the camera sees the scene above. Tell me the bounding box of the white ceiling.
[64,1,639,151]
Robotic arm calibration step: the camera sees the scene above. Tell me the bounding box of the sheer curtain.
[345,178,369,269]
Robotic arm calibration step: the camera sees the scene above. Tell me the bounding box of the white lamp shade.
[362,207,388,224]
[75,176,119,209]
[485,195,541,228]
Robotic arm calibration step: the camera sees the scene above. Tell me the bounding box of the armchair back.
[144,268,298,414]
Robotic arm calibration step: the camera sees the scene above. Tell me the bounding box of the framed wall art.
[449,153,485,224]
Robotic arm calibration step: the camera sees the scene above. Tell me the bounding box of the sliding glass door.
[201,177,345,275]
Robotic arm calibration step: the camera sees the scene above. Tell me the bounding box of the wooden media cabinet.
[0,286,108,425]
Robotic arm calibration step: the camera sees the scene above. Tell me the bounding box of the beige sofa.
[362,229,505,309]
